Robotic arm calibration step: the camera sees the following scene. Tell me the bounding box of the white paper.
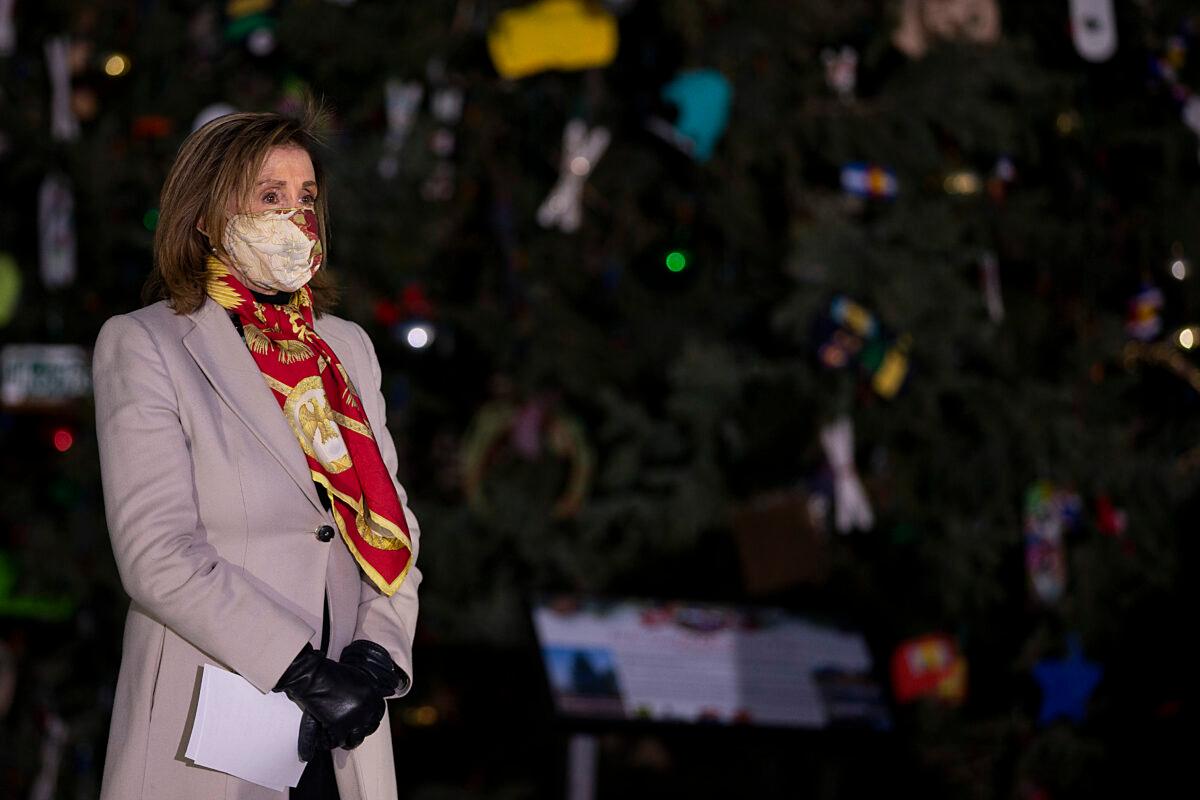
[185,664,306,791]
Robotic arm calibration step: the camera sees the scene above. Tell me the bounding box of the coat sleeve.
[349,322,422,698]
[93,314,315,692]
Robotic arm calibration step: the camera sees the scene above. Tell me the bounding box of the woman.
[92,108,420,800]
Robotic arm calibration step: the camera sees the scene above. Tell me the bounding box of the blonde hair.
[144,105,338,314]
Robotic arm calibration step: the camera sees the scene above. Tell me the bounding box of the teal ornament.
[659,69,732,162]
[1033,634,1102,725]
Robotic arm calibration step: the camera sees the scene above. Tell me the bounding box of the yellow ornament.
[487,0,618,80]
[0,253,20,328]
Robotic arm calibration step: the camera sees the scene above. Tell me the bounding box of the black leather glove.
[339,640,404,697]
[274,644,385,760]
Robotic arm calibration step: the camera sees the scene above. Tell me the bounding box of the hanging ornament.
[979,251,1004,322]
[422,63,463,202]
[819,416,874,533]
[892,0,1001,59]
[1125,284,1164,341]
[821,46,858,101]
[537,119,610,232]
[648,69,733,163]
[840,162,898,200]
[0,0,15,57]
[462,398,594,520]
[1148,18,1200,160]
[890,634,967,705]
[44,36,79,141]
[814,296,911,398]
[487,0,618,80]
[0,253,19,327]
[1068,0,1117,63]
[38,173,76,290]
[192,102,237,132]
[1032,634,1102,726]
[378,79,424,179]
[1023,482,1081,605]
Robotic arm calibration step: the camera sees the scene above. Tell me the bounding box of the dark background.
[0,1,1196,797]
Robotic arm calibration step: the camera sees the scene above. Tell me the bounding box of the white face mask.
[222,207,324,293]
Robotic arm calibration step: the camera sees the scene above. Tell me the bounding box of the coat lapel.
[183,298,325,514]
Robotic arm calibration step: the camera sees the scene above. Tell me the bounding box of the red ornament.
[890,633,967,704]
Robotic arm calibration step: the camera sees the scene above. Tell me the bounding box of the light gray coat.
[93,297,421,800]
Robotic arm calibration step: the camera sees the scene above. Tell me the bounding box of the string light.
[943,170,982,196]
[52,428,74,452]
[1179,327,1196,350]
[665,251,688,272]
[103,53,130,77]
[403,322,435,350]
[1171,259,1188,280]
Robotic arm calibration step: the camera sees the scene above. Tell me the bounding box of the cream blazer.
[92,297,421,800]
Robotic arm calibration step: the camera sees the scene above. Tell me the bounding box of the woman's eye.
[300,194,316,206]
[262,192,278,204]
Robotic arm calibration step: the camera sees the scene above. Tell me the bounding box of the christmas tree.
[1,0,1196,796]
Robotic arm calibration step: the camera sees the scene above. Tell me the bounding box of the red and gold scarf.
[206,256,414,596]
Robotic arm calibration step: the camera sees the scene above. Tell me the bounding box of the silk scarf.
[206,255,413,595]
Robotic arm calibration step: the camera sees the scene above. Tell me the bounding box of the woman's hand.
[274,644,386,759]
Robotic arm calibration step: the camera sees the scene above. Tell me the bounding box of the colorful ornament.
[819,416,873,533]
[378,79,423,179]
[1125,284,1164,341]
[44,36,79,141]
[537,119,610,232]
[38,173,76,289]
[892,0,1001,59]
[1148,17,1200,160]
[1069,0,1117,63]
[821,46,858,101]
[1032,634,1102,725]
[0,253,19,328]
[840,163,898,199]
[462,398,594,520]
[487,0,618,80]
[649,69,733,162]
[891,634,967,705]
[815,296,911,398]
[1023,482,1081,605]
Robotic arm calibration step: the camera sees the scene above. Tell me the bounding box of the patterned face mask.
[221,207,324,293]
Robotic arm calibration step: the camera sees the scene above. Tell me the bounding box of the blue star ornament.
[1033,635,1102,725]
